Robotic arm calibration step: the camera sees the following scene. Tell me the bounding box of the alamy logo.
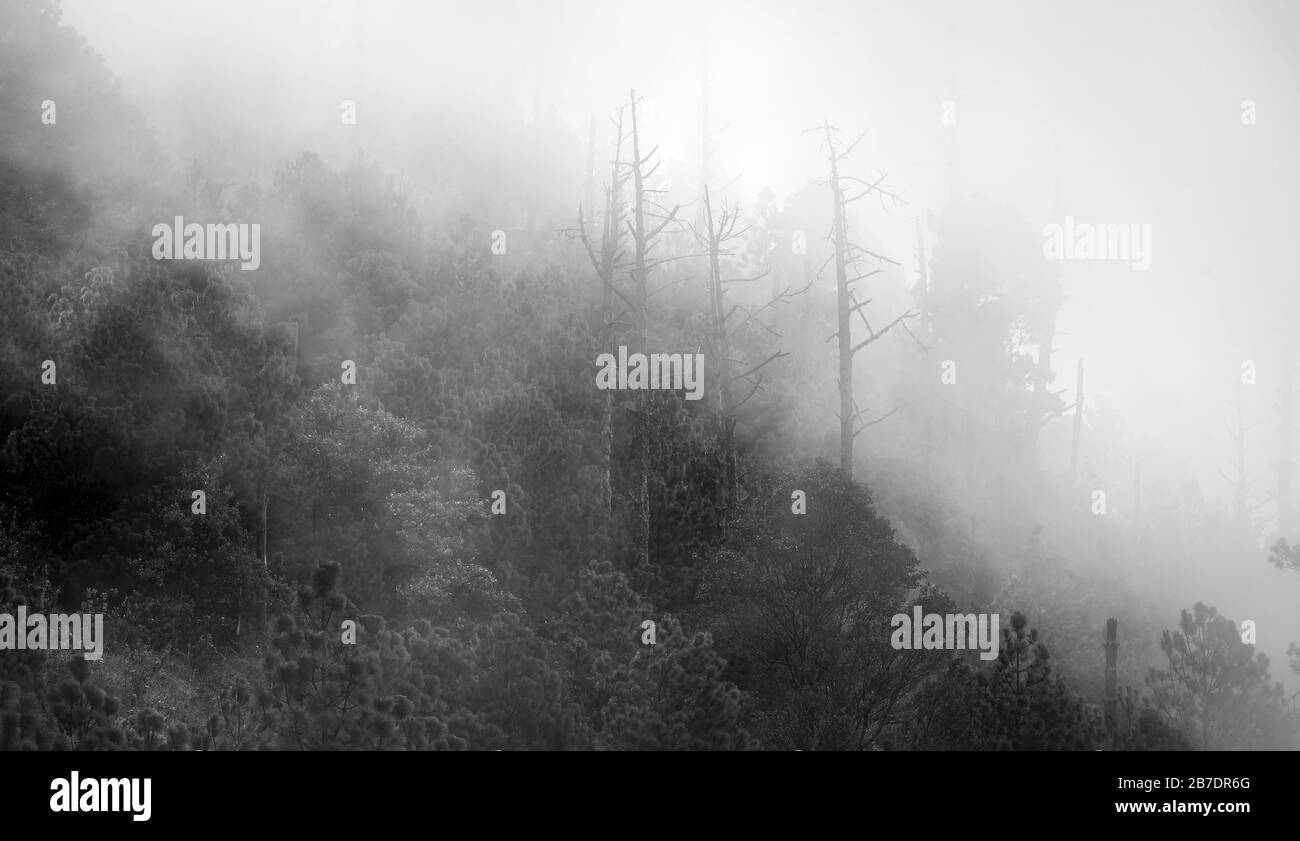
[890,607,1000,660]
[151,216,260,270]
[1042,216,1151,270]
[595,346,705,401]
[0,608,103,660]
[50,772,151,822]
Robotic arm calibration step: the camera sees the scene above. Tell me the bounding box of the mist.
[2,0,1298,756]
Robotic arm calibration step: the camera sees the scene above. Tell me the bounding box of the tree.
[915,197,1065,486]
[1278,273,1297,536]
[253,561,581,750]
[905,613,1106,750]
[1109,685,1192,750]
[701,460,944,748]
[599,616,753,749]
[0,570,194,751]
[269,382,482,615]
[550,559,650,716]
[1145,602,1295,749]
[621,91,682,570]
[689,186,795,538]
[810,122,916,479]
[578,106,630,527]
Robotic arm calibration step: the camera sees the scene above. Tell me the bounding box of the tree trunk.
[1232,377,1247,523]
[1279,319,1295,535]
[1070,358,1085,482]
[630,92,651,570]
[703,186,735,537]
[827,125,854,480]
[1132,461,1141,526]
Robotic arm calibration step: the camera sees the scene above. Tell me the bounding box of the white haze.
[60,0,1300,692]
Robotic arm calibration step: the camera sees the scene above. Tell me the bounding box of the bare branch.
[845,242,902,267]
[733,373,766,410]
[648,204,682,238]
[900,319,929,351]
[728,351,789,383]
[838,129,869,161]
[722,268,771,284]
[853,406,901,437]
[851,310,919,355]
[844,172,905,205]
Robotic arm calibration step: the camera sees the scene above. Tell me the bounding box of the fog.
[3,0,1298,752]
[63,0,1300,504]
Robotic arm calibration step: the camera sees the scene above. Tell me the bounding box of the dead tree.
[699,185,737,532]
[1029,161,1066,459]
[1069,358,1084,482]
[623,91,684,568]
[1132,462,1141,526]
[689,185,795,536]
[811,121,916,480]
[696,44,712,234]
[913,216,930,335]
[1279,309,1296,535]
[1229,380,1249,521]
[578,108,630,522]
[911,215,939,484]
[583,113,597,245]
[1220,376,1270,529]
[577,92,682,569]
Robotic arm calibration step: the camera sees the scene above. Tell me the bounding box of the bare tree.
[622,91,684,568]
[689,185,796,536]
[1278,302,1296,535]
[1220,376,1270,529]
[811,121,916,480]
[578,108,630,523]
[1069,358,1084,482]
[1027,158,1068,458]
[576,92,682,569]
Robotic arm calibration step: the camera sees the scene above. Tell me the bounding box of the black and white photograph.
[0,0,1296,823]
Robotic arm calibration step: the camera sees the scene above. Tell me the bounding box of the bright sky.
[61,0,1300,513]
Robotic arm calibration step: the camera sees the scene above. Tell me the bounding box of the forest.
[1,0,1298,751]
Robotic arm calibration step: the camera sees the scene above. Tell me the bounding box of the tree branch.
[851,310,919,354]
